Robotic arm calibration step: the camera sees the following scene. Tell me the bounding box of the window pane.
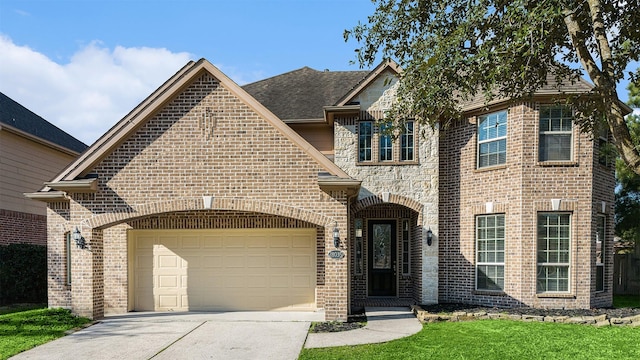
[539,105,573,162]
[476,214,505,291]
[537,213,571,292]
[358,122,372,162]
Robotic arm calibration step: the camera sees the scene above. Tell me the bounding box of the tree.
[616,81,640,244]
[346,0,640,174]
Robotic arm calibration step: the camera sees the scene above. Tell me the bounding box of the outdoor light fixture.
[426,228,433,247]
[72,227,86,249]
[333,221,340,248]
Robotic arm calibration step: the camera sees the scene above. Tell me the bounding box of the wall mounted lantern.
[333,221,340,248]
[72,227,87,249]
[426,228,433,247]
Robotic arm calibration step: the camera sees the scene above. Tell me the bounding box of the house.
[1,92,87,246]
[26,59,616,321]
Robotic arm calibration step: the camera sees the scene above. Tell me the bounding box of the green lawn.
[299,320,640,360]
[614,295,640,308]
[0,308,90,360]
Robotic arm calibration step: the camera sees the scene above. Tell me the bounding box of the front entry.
[368,220,397,296]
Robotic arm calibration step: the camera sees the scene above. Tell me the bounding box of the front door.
[368,220,396,296]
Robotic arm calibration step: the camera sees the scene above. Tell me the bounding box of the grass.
[0,308,91,360]
[0,303,46,315]
[614,295,640,308]
[299,320,640,360]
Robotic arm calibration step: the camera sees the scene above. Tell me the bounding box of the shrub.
[0,244,47,305]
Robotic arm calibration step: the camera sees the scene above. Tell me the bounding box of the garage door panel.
[132,228,316,312]
[181,236,200,248]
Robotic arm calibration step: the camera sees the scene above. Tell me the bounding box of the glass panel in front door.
[373,224,392,270]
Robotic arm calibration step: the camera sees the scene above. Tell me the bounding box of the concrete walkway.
[10,307,421,359]
[304,307,422,348]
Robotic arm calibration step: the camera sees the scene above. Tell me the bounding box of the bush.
[0,244,47,305]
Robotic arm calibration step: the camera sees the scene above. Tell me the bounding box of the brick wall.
[0,209,46,245]
[439,101,614,309]
[47,72,350,320]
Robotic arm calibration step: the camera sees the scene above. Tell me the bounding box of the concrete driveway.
[11,311,324,360]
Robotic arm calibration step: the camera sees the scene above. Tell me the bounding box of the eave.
[45,178,98,193]
[23,191,68,202]
[318,173,361,197]
[323,105,361,125]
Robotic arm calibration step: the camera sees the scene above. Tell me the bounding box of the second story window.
[358,121,372,162]
[539,105,573,162]
[401,121,414,161]
[379,123,393,161]
[478,111,507,168]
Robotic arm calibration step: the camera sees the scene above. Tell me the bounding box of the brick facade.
[40,60,615,322]
[46,68,351,321]
[0,209,46,245]
[439,102,615,309]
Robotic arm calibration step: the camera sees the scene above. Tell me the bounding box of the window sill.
[357,161,420,166]
[473,290,506,296]
[475,164,507,173]
[537,161,578,167]
[536,293,575,299]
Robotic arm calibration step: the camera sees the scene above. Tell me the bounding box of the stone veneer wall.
[47,72,350,321]
[333,71,439,305]
[439,101,615,309]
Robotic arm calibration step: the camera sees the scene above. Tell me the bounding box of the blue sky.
[0,0,637,145]
[0,0,377,144]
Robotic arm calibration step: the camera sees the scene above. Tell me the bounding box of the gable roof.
[39,59,352,191]
[242,67,369,121]
[335,60,402,107]
[0,91,87,154]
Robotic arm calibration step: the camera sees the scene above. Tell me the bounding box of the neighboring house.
[26,59,617,321]
[0,92,87,245]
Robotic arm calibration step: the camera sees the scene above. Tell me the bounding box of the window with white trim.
[358,121,372,162]
[539,105,573,161]
[401,121,414,161]
[537,213,571,293]
[478,111,507,168]
[476,214,505,291]
[596,215,605,292]
[379,123,393,161]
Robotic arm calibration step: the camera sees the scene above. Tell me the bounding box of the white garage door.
[129,228,317,312]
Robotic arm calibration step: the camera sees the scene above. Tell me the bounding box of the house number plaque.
[328,250,345,259]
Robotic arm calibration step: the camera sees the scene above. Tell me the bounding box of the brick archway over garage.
[86,196,334,230]
[351,194,424,225]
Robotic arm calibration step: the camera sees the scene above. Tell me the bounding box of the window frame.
[400,120,415,162]
[358,121,373,162]
[477,111,508,168]
[379,122,393,161]
[595,214,605,292]
[537,212,572,293]
[355,218,364,276]
[539,105,574,162]
[476,214,506,291]
[66,232,72,286]
[402,219,411,275]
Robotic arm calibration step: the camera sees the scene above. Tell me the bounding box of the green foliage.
[300,320,640,360]
[616,82,640,242]
[346,0,640,174]
[0,244,47,305]
[0,308,90,359]
[613,295,640,309]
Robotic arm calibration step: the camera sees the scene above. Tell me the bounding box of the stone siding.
[333,70,439,304]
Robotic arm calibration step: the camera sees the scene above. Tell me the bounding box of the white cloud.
[0,35,193,145]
